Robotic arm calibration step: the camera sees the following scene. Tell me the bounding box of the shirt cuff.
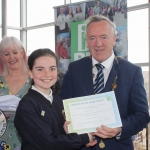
[116,128,122,140]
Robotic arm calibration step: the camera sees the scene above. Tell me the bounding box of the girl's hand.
[63,121,70,134]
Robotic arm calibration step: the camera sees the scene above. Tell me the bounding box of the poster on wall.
[54,0,127,71]
[71,21,90,62]
[71,0,127,62]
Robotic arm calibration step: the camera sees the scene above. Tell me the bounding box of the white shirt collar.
[92,52,115,69]
[31,85,53,104]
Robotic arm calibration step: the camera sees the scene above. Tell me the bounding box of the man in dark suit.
[59,15,149,150]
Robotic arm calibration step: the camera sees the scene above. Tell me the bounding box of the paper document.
[0,95,20,112]
[63,91,122,134]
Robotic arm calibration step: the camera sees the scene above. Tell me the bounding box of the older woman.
[0,36,31,150]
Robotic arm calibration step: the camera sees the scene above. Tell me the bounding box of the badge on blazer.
[41,110,45,116]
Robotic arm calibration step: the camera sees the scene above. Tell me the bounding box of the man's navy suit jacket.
[59,56,149,150]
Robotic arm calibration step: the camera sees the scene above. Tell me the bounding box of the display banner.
[54,0,128,73]
[71,21,90,61]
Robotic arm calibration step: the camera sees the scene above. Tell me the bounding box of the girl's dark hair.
[76,5,82,13]
[28,48,59,94]
[69,7,74,18]
[28,48,58,71]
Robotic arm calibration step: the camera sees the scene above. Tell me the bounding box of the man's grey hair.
[85,15,117,39]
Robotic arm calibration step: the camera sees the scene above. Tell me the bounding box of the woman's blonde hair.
[0,36,28,76]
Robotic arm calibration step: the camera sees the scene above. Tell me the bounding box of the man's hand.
[93,125,121,139]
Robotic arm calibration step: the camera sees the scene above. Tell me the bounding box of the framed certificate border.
[63,91,122,134]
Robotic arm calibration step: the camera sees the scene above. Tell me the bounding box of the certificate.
[0,95,20,115]
[63,91,122,134]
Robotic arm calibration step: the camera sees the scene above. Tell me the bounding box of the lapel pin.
[41,110,45,116]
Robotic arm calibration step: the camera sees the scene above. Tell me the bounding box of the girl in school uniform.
[14,48,97,150]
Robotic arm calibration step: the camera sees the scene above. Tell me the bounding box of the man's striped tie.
[94,64,105,94]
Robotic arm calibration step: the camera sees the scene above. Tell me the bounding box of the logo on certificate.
[0,110,7,138]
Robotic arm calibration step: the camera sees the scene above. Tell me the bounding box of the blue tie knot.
[95,64,104,70]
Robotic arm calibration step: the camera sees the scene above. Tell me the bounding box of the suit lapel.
[103,57,120,92]
[83,57,94,95]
